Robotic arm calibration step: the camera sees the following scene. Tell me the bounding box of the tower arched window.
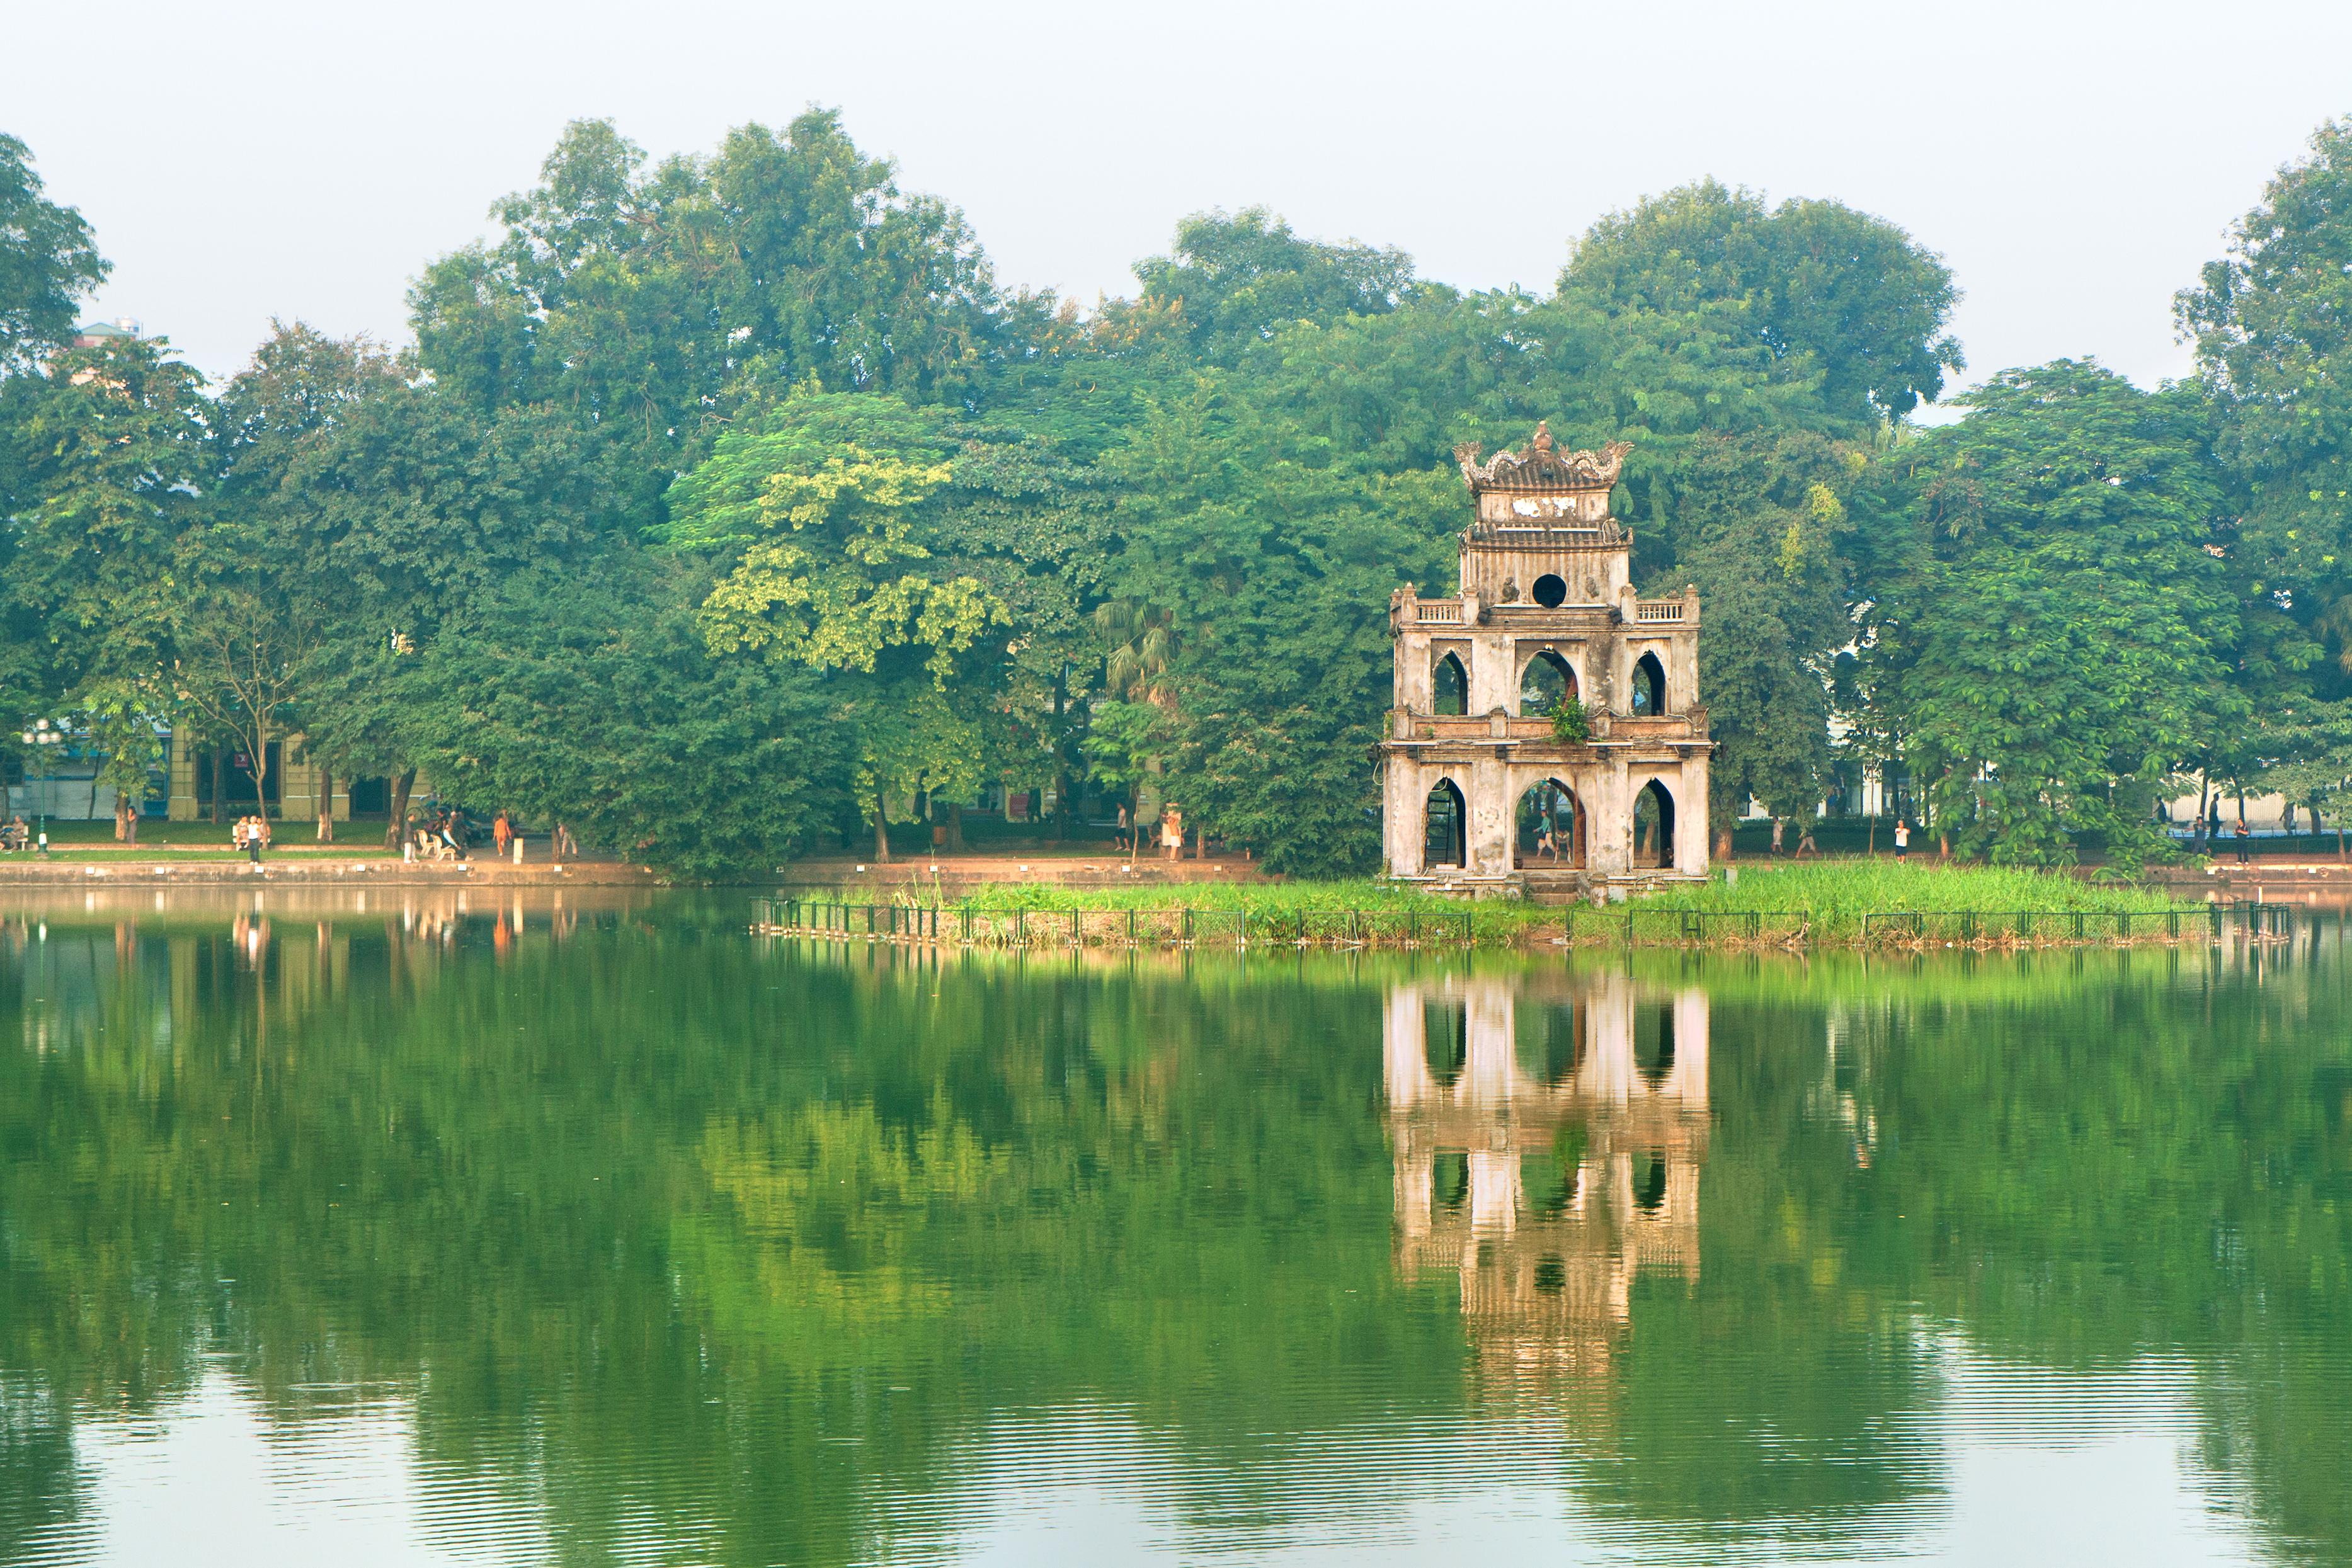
[1631,652,1667,716]
[1432,652,1468,717]
[1519,651,1577,717]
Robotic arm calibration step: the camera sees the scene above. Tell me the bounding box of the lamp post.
[20,719,62,855]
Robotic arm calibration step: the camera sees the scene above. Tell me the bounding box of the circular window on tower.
[1532,574,1568,608]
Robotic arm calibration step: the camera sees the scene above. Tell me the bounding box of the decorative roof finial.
[1453,426,1632,493]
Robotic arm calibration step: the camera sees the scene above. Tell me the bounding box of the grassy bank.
[794,861,2203,948]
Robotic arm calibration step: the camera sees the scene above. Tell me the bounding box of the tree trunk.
[1714,826,1734,861]
[254,722,271,819]
[386,769,415,848]
[1939,833,1950,861]
[947,802,965,852]
[1868,814,1878,855]
[115,793,137,843]
[317,771,334,843]
[208,749,222,825]
[1052,664,1069,843]
[872,791,891,863]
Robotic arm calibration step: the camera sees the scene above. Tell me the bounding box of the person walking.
[1796,825,1818,858]
[1770,817,1785,857]
[493,810,513,860]
[1116,802,1130,854]
[1893,818,1910,861]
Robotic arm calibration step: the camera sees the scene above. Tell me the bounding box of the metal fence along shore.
[752,895,2276,951]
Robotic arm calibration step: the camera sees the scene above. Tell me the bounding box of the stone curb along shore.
[0,858,670,886]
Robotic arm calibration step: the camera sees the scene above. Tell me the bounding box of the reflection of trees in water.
[0,924,1468,1564]
[0,927,2346,1564]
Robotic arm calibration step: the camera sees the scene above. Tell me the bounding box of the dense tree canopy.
[3,109,2349,868]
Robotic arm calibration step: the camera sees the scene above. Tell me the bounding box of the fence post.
[1184,908,1193,945]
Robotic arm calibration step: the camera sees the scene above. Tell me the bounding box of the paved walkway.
[0,853,666,885]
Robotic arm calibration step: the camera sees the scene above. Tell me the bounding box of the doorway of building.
[1423,778,1466,868]
[1515,778,1586,868]
[1633,779,1676,868]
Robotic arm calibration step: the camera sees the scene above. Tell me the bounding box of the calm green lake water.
[1,890,2347,1565]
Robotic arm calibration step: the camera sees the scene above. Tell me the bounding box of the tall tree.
[1132,208,1416,368]
[2179,116,2352,698]
[0,133,107,374]
[1869,361,2241,863]
[1561,178,1964,428]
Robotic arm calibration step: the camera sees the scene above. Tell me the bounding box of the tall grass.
[792,861,2203,947]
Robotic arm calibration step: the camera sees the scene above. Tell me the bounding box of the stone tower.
[1380,424,1711,889]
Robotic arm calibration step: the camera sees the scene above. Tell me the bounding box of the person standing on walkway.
[493,810,513,860]
[1771,817,1785,857]
[1893,818,1910,861]
[2235,815,2252,865]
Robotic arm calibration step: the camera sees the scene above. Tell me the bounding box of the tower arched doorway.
[1423,778,1466,868]
[1516,778,1587,868]
[1519,651,1577,717]
[1630,652,1667,716]
[1633,778,1677,869]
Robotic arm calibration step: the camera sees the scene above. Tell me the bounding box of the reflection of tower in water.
[1386,972,1708,1385]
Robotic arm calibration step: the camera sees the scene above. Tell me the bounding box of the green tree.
[1132,207,1415,368]
[1562,178,1964,428]
[1104,381,1455,874]
[0,132,107,373]
[0,335,209,710]
[1870,362,2242,863]
[665,391,1078,860]
[2179,117,2352,704]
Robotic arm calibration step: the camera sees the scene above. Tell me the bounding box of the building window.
[1519,650,1577,716]
[1631,652,1667,715]
[1432,652,1468,716]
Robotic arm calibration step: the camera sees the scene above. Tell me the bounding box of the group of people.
[231,814,272,866]
[406,807,471,861]
[402,807,581,863]
[1766,817,1825,858]
[1,815,30,852]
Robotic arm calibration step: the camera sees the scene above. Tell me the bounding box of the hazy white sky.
[10,0,2351,397]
